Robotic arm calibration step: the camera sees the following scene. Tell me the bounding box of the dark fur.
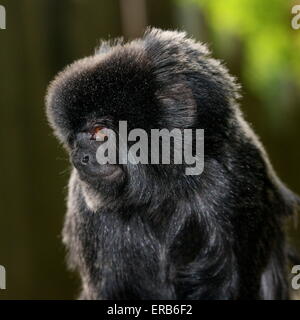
[46,28,299,300]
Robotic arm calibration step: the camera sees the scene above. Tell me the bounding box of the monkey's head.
[46,28,240,202]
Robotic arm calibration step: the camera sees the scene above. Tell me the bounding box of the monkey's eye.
[90,126,107,141]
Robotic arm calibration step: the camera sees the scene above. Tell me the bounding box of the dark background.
[0,0,299,299]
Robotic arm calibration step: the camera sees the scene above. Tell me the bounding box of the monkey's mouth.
[99,165,123,180]
[74,162,123,184]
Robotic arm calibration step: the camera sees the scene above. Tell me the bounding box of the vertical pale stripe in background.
[120,0,147,39]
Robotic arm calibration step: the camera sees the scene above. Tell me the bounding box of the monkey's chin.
[76,164,124,186]
[102,166,123,180]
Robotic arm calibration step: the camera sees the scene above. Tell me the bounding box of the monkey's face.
[70,128,124,188]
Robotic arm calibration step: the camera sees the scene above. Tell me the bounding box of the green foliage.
[179,0,300,119]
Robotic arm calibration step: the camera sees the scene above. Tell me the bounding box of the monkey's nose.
[81,155,90,165]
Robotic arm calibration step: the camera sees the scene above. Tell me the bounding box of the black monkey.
[46,28,299,300]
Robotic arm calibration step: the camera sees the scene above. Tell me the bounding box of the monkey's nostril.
[81,155,90,165]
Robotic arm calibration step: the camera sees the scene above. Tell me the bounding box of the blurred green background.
[0,0,299,299]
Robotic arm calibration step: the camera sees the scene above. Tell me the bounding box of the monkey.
[46,28,299,300]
